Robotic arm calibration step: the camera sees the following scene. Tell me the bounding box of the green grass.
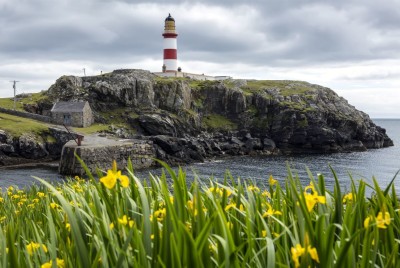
[202,114,237,131]
[0,98,24,111]
[0,160,398,267]
[0,92,49,111]
[0,112,49,137]
[242,80,316,97]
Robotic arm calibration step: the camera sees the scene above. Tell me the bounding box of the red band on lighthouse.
[163,49,177,59]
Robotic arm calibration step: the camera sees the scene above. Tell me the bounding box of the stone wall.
[82,103,93,127]
[59,139,156,176]
[0,107,52,123]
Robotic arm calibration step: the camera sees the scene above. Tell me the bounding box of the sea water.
[1,119,399,193]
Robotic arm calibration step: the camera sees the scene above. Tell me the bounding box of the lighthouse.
[162,13,178,72]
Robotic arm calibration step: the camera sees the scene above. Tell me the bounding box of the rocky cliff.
[10,69,394,165]
[0,127,78,166]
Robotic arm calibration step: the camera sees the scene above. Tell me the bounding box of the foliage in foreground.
[0,160,399,267]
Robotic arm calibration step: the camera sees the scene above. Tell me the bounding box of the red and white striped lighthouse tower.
[162,13,178,72]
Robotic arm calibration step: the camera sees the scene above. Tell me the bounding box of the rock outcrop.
[4,69,392,167]
[0,127,77,166]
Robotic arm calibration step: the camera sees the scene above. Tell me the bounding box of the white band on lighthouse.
[164,59,178,72]
[163,38,177,50]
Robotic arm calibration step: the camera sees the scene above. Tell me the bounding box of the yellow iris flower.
[364,211,391,229]
[303,182,326,212]
[99,161,129,189]
[262,203,282,218]
[41,258,65,268]
[291,243,319,268]
[26,242,48,255]
[269,175,278,186]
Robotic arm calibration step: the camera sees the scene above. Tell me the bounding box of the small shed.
[51,101,93,127]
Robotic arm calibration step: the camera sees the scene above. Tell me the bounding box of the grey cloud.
[0,0,400,69]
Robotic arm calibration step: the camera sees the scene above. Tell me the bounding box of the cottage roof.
[51,101,88,113]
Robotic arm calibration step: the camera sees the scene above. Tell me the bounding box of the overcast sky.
[1,0,399,118]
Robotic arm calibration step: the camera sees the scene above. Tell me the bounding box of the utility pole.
[10,80,19,110]
[83,68,86,77]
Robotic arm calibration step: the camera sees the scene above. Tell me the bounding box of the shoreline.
[0,161,59,170]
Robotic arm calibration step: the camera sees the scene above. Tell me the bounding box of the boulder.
[139,114,177,136]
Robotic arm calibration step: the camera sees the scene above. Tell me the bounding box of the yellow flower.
[187,200,199,216]
[100,170,117,189]
[109,222,114,230]
[365,211,391,229]
[37,192,45,198]
[27,204,35,209]
[118,215,128,225]
[208,187,232,197]
[343,193,355,203]
[269,175,277,186]
[11,194,20,199]
[303,182,326,212]
[262,190,271,198]
[100,166,130,189]
[41,258,65,268]
[376,211,391,228]
[50,203,59,209]
[117,215,134,227]
[0,197,4,203]
[26,242,48,255]
[308,246,319,263]
[291,244,305,268]
[33,198,40,203]
[262,230,267,237]
[247,185,260,192]
[263,203,282,217]
[0,216,6,222]
[153,208,166,222]
[225,203,236,211]
[66,223,71,232]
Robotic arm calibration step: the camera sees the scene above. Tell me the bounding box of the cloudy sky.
[1,0,399,118]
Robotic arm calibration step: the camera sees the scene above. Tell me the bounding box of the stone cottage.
[51,101,93,127]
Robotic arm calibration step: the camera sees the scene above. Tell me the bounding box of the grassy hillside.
[0,92,48,111]
[0,112,49,137]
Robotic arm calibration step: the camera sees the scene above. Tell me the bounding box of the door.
[63,114,71,125]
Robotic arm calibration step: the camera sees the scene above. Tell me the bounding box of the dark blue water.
[1,119,399,193]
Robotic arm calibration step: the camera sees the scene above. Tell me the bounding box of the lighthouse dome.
[165,13,175,22]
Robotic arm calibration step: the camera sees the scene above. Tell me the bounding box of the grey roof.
[51,101,88,113]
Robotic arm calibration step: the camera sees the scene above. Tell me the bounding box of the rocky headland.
[0,69,393,168]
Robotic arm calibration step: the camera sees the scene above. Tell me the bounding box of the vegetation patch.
[0,161,397,267]
[241,80,316,97]
[0,92,50,111]
[0,112,49,137]
[202,114,237,131]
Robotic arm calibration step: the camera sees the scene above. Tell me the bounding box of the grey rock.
[263,138,276,150]
[139,114,177,136]
[0,144,14,153]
